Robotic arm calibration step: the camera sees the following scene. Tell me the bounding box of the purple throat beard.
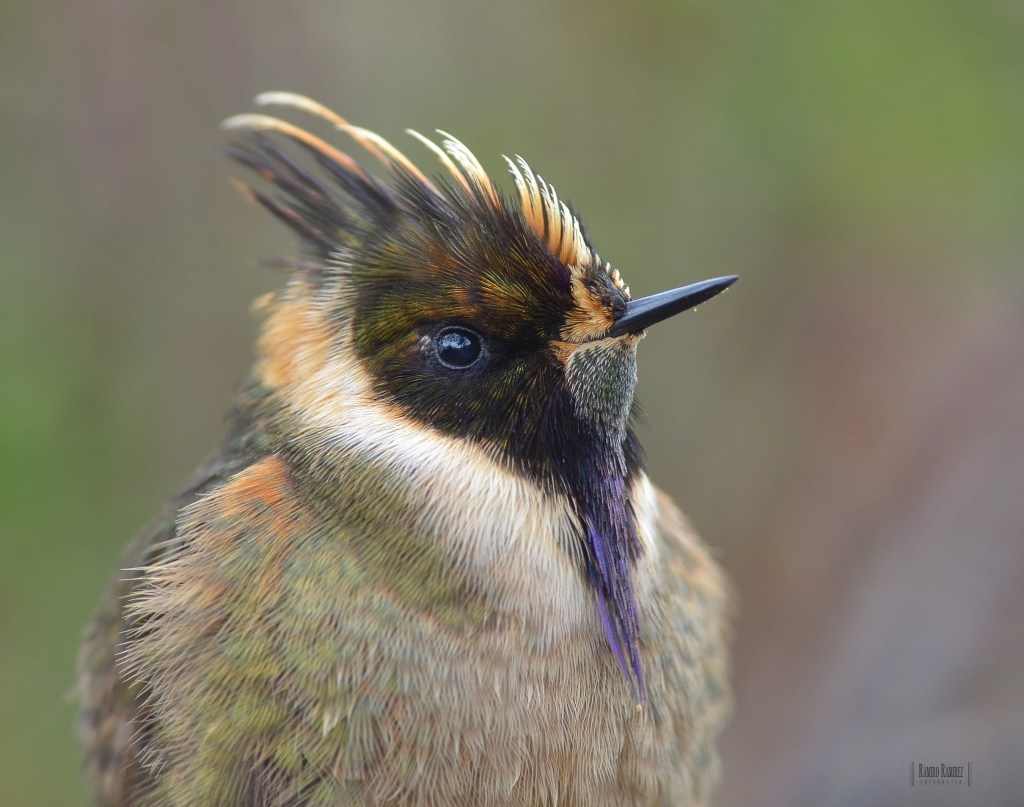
[583,471,646,703]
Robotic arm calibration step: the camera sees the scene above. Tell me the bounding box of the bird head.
[223,94,736,702]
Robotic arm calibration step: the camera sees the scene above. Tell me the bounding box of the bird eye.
[435,326,483,369]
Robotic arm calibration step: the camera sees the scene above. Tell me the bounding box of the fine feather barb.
[228,177,336,254]
[337,124,441,196]
[407,129,474,199]
[228,135,349,232]
[225,141,348,249]
[256,91,438,195]
[222,114,377,190]
[436,129,501,208]
[255,91,351,128]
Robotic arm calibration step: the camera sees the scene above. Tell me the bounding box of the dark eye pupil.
[436,328,481,369]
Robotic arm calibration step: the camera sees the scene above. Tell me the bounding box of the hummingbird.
[77,93,734,807]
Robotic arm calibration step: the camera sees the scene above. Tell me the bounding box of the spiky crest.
[222,93,627,296]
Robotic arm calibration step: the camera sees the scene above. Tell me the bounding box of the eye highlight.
[435,326,483,369]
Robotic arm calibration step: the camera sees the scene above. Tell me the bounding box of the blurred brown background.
[2,1,1022,804]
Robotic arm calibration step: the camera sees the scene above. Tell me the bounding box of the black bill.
[608,275,738,337]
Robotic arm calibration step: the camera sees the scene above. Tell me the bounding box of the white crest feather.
[504,156,597,270]
[408,130,474,197]
[220,113,370,180]
[335,124,439,195]
[256,92,350,128]
[436,130,500,206]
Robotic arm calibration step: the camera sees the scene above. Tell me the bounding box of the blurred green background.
[2,1,1023,804]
